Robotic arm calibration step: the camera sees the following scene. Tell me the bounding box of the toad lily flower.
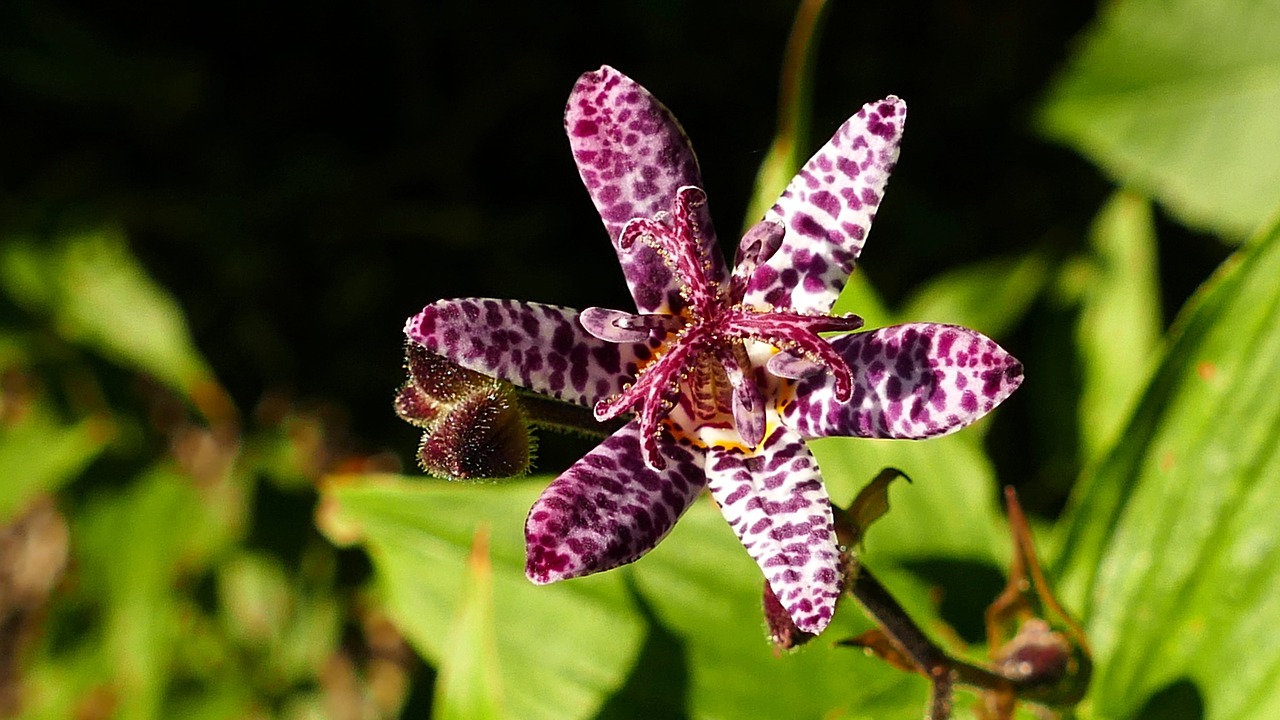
[404,66,1023,635]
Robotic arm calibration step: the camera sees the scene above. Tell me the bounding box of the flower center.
[580,186,863,469]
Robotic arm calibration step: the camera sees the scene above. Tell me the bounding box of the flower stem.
[519,393,623,439]
[850,568,1011,718]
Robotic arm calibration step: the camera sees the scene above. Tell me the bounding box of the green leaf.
[0,405,112,521]
[1038,0,1280,239]
[0,229,233,421]
[811,433,1007,565]
[629,495,929,720]
[899,251,1051,340]
[832,272,894,333]
[74,467,229,720]
[743,0,831,228]
[317,472,1008,719]
[317,475,646,720]
[432,528,505,720]
[1074,191,1163,464]
[1054,217,1280,718]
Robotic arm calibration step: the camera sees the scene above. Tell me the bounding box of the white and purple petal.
[746,97,906,314]
[704,429,842,635]
[525,421,707,583]
[565,65,723,314]
[782,323,1024,440]
[405,299,652,408]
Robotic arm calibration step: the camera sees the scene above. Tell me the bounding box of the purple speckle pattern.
[405,299,651,408]
[704,429,841,634]
[745,97,906,314]
[525,420,707,582]
[566,65,712,315]
[783,323,1024,440]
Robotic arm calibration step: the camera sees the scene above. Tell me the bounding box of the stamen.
[616,187,724,317]
[767,351,825,380]
[716,342,766,449]
[731,220,785,300]
[590,190,868,461]
[727,310,860,402]
[580,307,682,343]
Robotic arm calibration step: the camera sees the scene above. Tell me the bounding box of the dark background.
[0,0,1229,513]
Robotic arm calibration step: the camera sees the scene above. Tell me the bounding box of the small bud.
[396,343,534,480]
[837,467,911,548]
[394,380,441,428]
[993,619,1073,689]
[404,342,493,402]
[984,488,1092,708]
[419,384,532,480]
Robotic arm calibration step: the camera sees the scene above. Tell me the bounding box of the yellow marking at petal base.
[696,407,788,455]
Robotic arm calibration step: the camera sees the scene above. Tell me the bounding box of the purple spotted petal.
[525,421,707,582]
[704,429,841,634]
[405,299,652,408]
[746,97,906,314]
[565,65,721,314]
[783,323,1024,440]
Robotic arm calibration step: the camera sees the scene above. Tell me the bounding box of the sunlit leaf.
[1038,0,1280,239]
[812,433,1007,565]
[432,528,505,720]
[833,272,894,333]
[1074,191,1162,464]
[317,475,646,720]
[629,496,930,720]
[1055,217,1280,718]
[900,251,1051,340]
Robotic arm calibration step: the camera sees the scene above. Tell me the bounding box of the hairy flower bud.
[396,343,532,480]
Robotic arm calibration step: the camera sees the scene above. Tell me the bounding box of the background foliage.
[3,0,1278,718]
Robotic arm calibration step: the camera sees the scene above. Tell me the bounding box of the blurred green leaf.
[0,229,232,421]
[317,475,646,720]
[900,251,1051,340]
[37,463,251,720]
[1038,0,1280,239]
[432,528,505,720]
[1055,217,1280,718]
[811,434,1007,565]
[218,552,293,652]
[214,548,341,691]
[743,0,830,228]
[833,272,894,332]
[74,467,218,720]
[1074,191,1162,465]
[0,405,111,521]
[20,643,112,720]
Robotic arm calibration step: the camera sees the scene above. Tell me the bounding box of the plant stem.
[520,392,622,439]
[850,568,1013,719]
